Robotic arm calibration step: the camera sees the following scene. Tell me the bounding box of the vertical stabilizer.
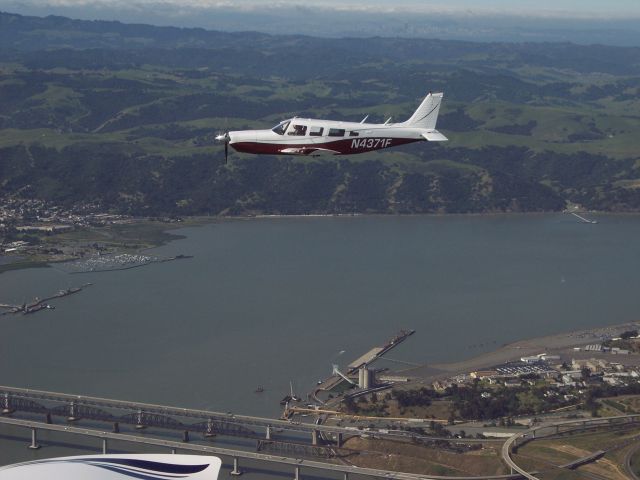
[403,92,444,129]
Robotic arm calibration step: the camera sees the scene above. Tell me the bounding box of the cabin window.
[309,126,324,137]
[349,131,359,137]
[328,128,345,137]
[272,120,290,135]
[288,124,307,136]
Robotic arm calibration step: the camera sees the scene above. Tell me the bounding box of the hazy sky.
[2,0,640,18]
[3,0,640,46]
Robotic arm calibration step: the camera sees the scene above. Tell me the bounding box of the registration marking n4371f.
[352,138,392,149]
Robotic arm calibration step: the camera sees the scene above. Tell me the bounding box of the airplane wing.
[279,147,341,156]
[0,454,222,480]
[421,130,448,142]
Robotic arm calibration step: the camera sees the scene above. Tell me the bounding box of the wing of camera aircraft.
[0,454,222,480]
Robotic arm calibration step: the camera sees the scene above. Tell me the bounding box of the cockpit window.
[288,124,307,136]
[272,120,290,135]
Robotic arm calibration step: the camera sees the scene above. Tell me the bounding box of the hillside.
[1,11,639,215]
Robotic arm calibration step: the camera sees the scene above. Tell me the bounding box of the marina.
[57,253,193,274]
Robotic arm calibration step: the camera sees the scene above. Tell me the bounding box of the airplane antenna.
[384,117,392,125]
[360,115,369,124]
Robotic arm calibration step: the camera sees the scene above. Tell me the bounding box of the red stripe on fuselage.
[230,138,420,155]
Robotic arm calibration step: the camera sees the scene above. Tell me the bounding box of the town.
[293,327,640,437]
[0,196,184,272]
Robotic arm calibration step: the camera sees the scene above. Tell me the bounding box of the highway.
[501,413,640,480]
[0,416,522,480]
[624,442,640,480]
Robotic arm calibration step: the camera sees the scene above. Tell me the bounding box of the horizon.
[2,0,640,46]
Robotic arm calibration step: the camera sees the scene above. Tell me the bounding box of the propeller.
[214,131,230,164]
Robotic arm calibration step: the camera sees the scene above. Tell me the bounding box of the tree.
[342,396,356,413]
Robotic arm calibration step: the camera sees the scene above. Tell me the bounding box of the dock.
[308,330,416,405]
[347,329,415,373]
[0,283,91,315]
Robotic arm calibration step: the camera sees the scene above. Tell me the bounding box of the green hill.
[1,11,639,215]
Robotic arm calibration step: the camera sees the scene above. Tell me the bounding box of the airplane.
[215,91,447,162]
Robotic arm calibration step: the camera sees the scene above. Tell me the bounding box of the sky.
[3,0,640,19]
[2,0,640,45]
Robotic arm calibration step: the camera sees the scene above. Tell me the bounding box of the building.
[16,224,73,233]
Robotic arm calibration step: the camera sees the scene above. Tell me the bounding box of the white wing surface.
[0,454,222,480]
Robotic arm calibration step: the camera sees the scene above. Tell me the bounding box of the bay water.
[1,213,639,419]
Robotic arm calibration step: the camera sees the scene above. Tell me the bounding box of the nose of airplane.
[228,131,256,144]
[215,132,229,143]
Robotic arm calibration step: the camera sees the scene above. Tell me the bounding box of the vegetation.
[1,11,639,215]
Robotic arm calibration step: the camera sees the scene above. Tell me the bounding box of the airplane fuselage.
[229,120,431,156]
[217,92,447,158]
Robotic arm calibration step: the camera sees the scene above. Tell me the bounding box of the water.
[1,213,639,422]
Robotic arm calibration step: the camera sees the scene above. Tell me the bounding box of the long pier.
[347,330,415,372]
[0,284,90,315]
[311,330,416,402]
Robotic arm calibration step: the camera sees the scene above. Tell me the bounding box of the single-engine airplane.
[215,91,447,162]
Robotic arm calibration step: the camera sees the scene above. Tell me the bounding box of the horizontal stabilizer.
[421,130,448,142]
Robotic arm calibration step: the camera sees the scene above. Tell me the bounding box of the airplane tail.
[402,92,444,130]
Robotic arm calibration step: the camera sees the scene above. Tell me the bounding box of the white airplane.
[215,91,447,162]
[0,454,221,479]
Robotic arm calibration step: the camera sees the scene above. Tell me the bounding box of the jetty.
[0,283,91,315]
[346,329,415,373]
[308,330,416,405]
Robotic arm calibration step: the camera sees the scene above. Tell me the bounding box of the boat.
[280,381,301,405]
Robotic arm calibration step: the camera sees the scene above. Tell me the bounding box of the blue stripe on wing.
[73,458,209,475]
[87,463,186,480]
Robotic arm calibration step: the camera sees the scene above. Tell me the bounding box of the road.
[0,416,522,480]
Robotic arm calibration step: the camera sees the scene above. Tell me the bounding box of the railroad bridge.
[0,385,525,480]
[0,385,493,448]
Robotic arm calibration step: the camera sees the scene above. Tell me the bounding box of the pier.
[0,283,91,315]
[347,330,415,373]
[309,330,416,404]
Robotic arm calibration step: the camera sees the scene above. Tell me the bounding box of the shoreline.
[404,320,640,382]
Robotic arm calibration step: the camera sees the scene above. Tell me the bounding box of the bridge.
[0,416,524,480]
[0,385,497,447]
